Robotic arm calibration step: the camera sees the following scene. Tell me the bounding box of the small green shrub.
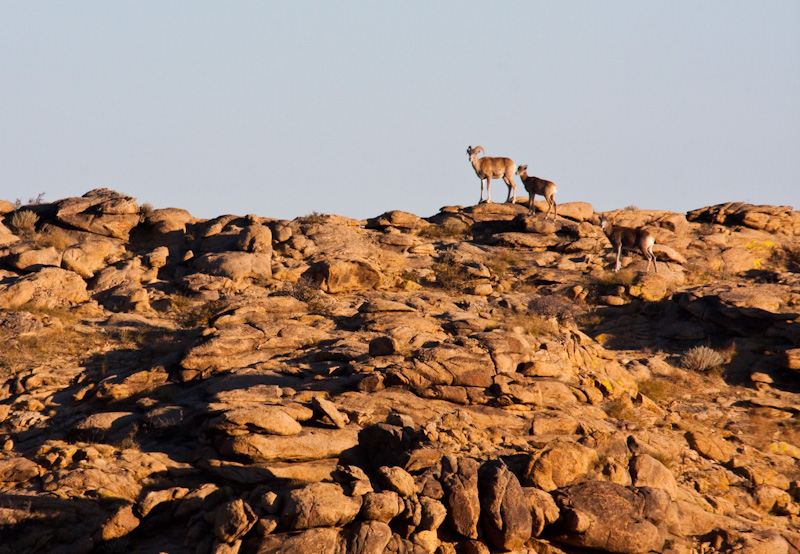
[9,210,39,238]
[680,345,725,374]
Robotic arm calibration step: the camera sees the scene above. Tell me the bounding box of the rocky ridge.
[0,189,799,553]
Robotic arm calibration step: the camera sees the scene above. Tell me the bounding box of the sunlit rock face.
[1,190,799,553]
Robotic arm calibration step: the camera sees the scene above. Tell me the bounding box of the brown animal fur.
[515,165,557,220]
[467,145,518,204]
[600,216,658,273]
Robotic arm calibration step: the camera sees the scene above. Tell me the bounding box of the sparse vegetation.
[772,243,800,272]
[287,277,334,315]
[680,345,726,374]
[528,294,581,324]
[418,220,470,240]
[398,270,419,283]
[502,312,559,337]
[0,310,98,377]
[431,251,472,291]
[482,250,524,279]
[9,210,39,238]
[593,268,637,287]
[34,228,72,251]
[3,189,800,553]
[169,293,224,328]
[28,192,46,205]
[139,202,154,223]
[300,211,326,225]
[637,376,680,404]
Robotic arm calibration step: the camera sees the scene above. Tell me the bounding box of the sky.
[1,2,799,221]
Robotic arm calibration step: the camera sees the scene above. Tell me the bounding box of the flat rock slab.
[218,427,360,463]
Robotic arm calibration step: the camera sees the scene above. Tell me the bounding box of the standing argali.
[466,146,518,204]
[515,165,557,220]
[600,216,658,273]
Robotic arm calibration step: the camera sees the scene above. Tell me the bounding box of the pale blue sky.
[2,2,798,221]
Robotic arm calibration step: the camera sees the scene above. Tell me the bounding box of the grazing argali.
[600,216,658,273]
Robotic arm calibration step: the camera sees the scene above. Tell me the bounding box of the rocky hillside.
[1,189,799,554]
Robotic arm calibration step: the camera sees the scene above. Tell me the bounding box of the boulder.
[193,251,272,282]
[558,202,594,222]
[685,431,735,463]
[551,481,670,554]
[360,491,404,523]
[441,456,481,539]
[687,202,800,235]
[249,528,344,554]
[214,499,257,543]
[630,454,678,500]
[280,482,362,530]
[522,487,560,537]
[377,466,418,497]
[523,442,599,492]
[0,200,14,214]
[219,427,360,463]
[93,504,140,542]
[305,259,382,293]
[236,215,273,253]
[0,267,89,309]
[138,486,190,517]
[145,207,197,233]
[478,459,532,551]
[366,210,429,232]
[312,396,349,429]
[61,238,124,278]
[7,247,61,271]
[0,456,41,483]
[208,406,302,436]
[54,188,140,239]
[347,520,393,554]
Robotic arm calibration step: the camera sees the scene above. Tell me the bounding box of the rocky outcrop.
[1,189,799,554]
[53,188,140,239]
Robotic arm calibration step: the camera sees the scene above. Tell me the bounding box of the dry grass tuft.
[287,277,334,316]
[34,228,72,251]
[771,243,800,272]
[418,221,470,240]
[169,293,225,328]
[680,345,726,374]
[431,251,472,291]
[9,210,39,239]
[502,312,559,337]
[139,202,154,223]
[299,211,326,225]
[483,250,525,278]
[0,307,103,377]
[637,377,680,404]
[594,268,638,287]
